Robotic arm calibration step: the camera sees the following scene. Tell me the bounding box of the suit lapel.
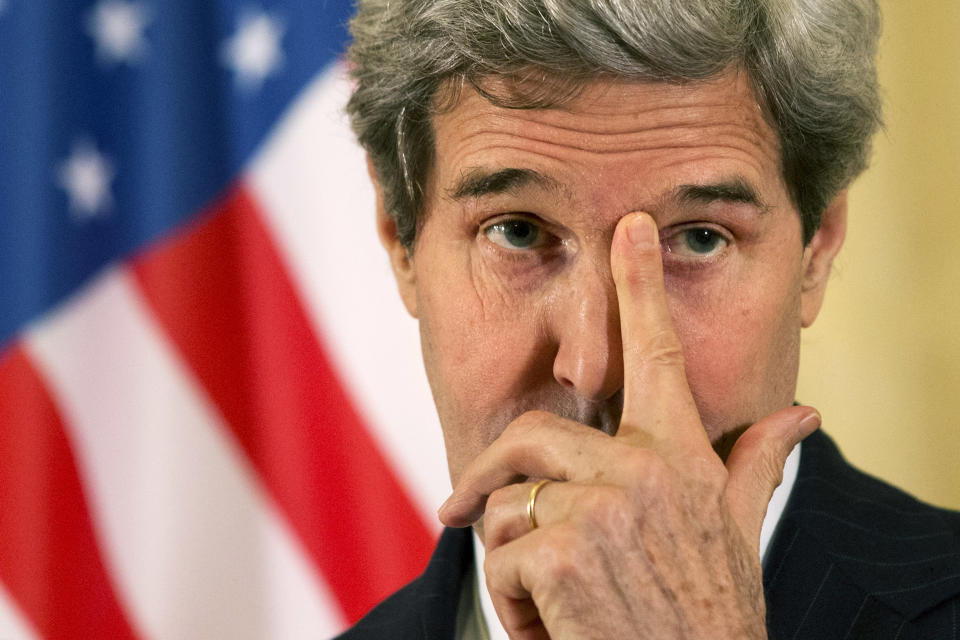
[338,526,472,640]
[412,526,474,640]
[419,527,473,640]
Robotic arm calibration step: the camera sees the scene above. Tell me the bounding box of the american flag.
[0,1,449,637]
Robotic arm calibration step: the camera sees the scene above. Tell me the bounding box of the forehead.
[429,70,786,216]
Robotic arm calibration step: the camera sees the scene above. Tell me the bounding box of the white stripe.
[0,584,39,640]
[24,268,346,640]
[248,61,450,523]
[760,442,800,565]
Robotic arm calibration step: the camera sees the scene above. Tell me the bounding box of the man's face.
[380,70,841,486]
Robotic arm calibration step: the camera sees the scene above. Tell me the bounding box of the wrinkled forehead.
[438,65,772,123]
[431,66,783,171]
[428,68,786,214]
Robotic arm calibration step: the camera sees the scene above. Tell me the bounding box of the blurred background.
[0,1,956,639]
[796,0,960,512]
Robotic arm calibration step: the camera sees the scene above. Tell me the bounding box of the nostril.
[557,376,575,389]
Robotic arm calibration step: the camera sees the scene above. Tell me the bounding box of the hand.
[438,212,820,640]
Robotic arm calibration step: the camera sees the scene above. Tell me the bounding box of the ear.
[369,157,419,318]
[800,190,848,327]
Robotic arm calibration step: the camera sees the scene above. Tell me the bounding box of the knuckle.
[624,448,664,485]
[484,485,511,517]
[536,527,583,583]
[578,487,631,533]
[624,329,685,373]
[692,455,728,490]
[630,452,679,507]
[618,446,655,482]
[601,445,673,508]
[757,445,786,487]
[483,546,507,589]
[743,427,791,486]
[708,467,730,495]
[481,488,514,546]
[616,245,661,288]
[641,329,685,367]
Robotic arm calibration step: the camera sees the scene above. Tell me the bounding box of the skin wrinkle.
[723,505,767,628]
[618,519,680,637]
[445,126,775,167]
[451,167,567,201]
[617,470,689,634]
[600,540,646,637]
[641,527,686,638]
[445,77,776,143]
[451,118,770,146]
[442,86,776,150]
[473,71,760,117]
[676,494,747,636]
[438,144,776,216]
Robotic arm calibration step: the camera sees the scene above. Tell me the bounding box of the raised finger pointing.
[611,213,706,451]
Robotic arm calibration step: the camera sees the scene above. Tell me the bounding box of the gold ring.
[527,479,551,531]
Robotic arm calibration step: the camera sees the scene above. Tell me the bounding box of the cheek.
[414,240,550,477]
[418,244,542,386]
[666,265,803,438]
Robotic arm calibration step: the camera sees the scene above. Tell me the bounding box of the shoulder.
[788,430,960,555]
[336,527,474,640]
[765,430,960,638]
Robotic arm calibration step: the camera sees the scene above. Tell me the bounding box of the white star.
[57,139,116,220]
[221,10,285,92]
[86,0,150,65]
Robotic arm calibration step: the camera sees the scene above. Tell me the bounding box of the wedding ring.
[526,479,551,531]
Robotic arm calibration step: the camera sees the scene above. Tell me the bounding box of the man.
[340,1,960,638]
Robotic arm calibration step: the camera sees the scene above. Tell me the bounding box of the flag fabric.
[0,2,450,638]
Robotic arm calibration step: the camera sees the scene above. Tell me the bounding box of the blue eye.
[664,227,729,258]
[485,219,542,250]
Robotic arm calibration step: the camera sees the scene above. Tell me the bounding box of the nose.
[550,257,624,403]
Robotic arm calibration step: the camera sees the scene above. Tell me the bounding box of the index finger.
[610,212,709,452]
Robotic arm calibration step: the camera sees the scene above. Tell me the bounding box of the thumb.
[725,406,821,549]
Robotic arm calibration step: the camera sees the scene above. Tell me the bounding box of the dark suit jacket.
[338,431,960,639]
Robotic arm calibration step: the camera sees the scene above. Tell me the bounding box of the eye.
[483,217,546,251]
[663,227,729,258]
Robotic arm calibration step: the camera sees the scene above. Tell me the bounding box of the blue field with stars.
[0,0,354,348]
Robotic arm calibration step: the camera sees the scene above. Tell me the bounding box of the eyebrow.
[674,177,770,213]
[449,167,562,200]
[449,169,769,215]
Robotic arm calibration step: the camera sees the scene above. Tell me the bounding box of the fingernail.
[798,409,822,435]
[626,213,655,247]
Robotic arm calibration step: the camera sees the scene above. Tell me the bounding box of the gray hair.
[347,0,882,249]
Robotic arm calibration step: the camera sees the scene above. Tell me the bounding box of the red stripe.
[0,345,140,640]
[131,184,436,623]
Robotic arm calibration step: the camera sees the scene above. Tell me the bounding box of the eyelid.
[482,212,544,228]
